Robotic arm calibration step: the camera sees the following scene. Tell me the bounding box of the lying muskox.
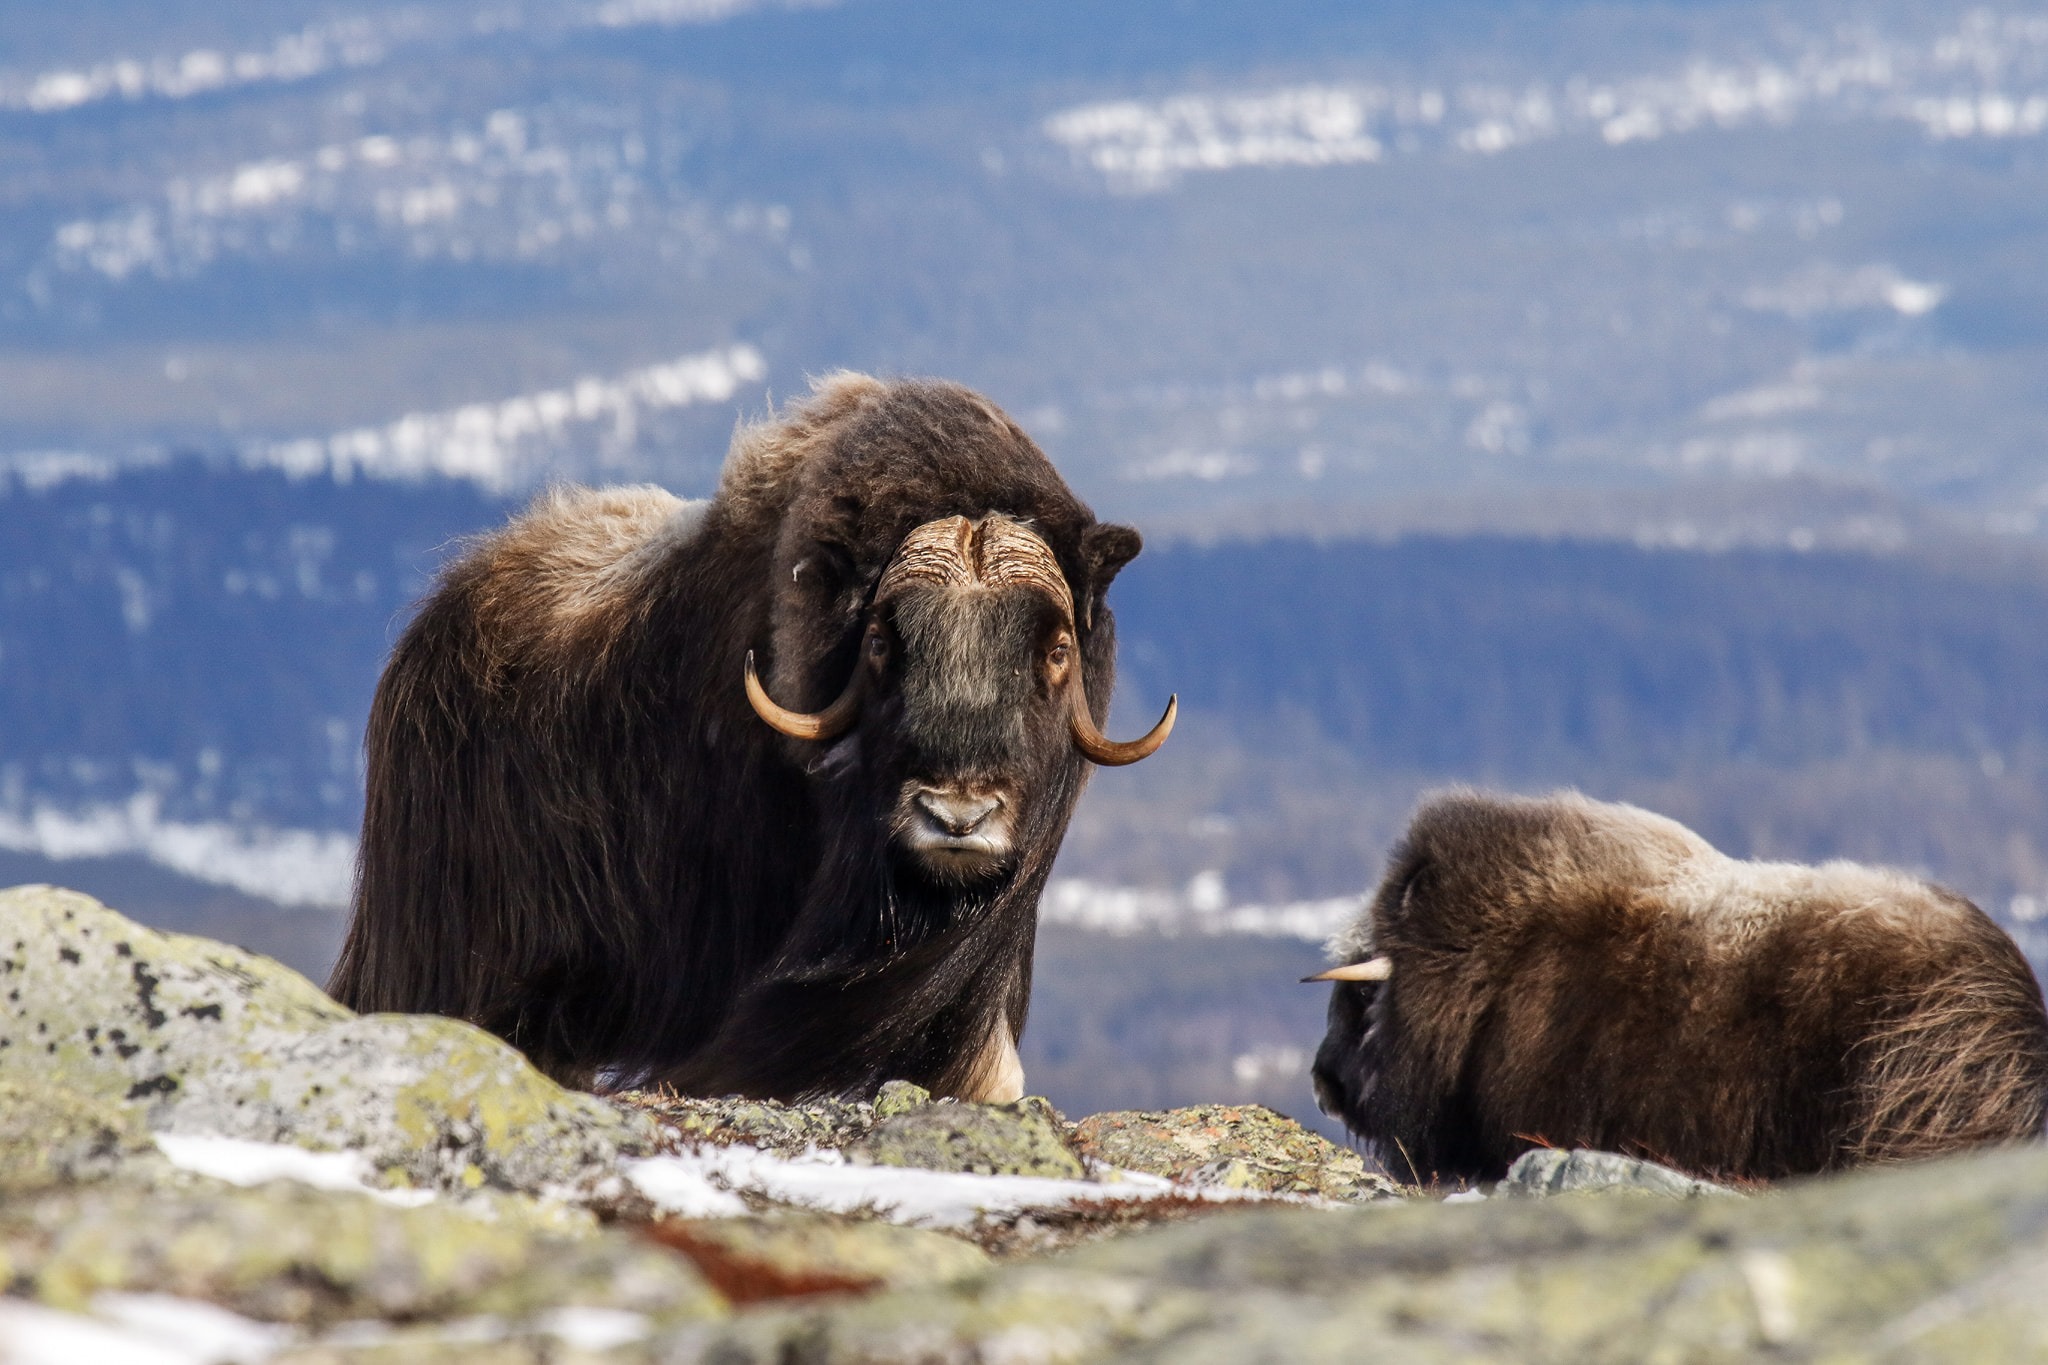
[329,373,1173,1101]
[1310,790,2048,1183]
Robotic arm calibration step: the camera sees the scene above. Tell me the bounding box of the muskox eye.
[866,629,890,666]
[1046,638,1072,674]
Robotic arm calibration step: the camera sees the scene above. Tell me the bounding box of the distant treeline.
[6,469,2048,901]
[1110,536,2048,779]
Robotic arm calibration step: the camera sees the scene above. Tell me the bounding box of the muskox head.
[745,512,1174,884]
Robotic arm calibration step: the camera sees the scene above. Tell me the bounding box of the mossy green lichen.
[2,1177,723,1329]
[0,886,659,1196]
[613,1090,885,1156]
[0,1076,157,1193]
[849,1096,1086,1179]
[660,1142,2048,1361]
[1072,1104,1400,1202]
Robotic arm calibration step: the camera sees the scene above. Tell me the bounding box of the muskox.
[328,373,1173,1101]
[1310,790,2048,1183]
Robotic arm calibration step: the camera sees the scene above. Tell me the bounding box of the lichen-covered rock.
[0,1076,158,1193]
[1071,1104,1399,1203]
[0,884,349,1109]
[1,1177,724,1329]
[1501,1148,1741,1200]
[172,1013,659,1197]
[615,1091,883,1157]
[848,1096,1086,1179]
[653,1140,2048,1361]
[0,886,659,1196]
[646,1212,990,1302]
[871,1080,932,1119]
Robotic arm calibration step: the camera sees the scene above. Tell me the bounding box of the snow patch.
[1047,16,2048,190]
[0,795,354,910]
[1042,875,1363,942]
[247,344,766,491]
[0,1299,219,1365]
[624,1145,1255,1230]
[1742,263,1947,318]
[93,1295,297,1365]
[154,1134,435,1208]
[0,20,397,114]
[0,450,136,494]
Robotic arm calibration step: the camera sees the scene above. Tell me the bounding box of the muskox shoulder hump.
[719,371,891,534]
[467,483,706,655]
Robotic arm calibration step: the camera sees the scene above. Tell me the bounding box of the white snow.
[532,1307,653,1351]
[0,3,827,116]
[0,450,133,493]
[1047,15,2048,190]
[1041,875,1362,942]
[0,1296,286,1365]
[318,1308,652,1352]
[625,1144,1285,1231]
[0,795,355,910]
[247,344,766,491]
[0,20,394,114]
[154,1135,434,1208]
[615,1155,752,1217]
[92,1296,296,1365]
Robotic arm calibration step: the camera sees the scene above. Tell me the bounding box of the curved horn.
[1302,957,1393,984]
[744,650,865,741]
[1069,669,1176,767]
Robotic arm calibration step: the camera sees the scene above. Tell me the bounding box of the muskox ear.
[1081,523,1142,591]
[1078,523,1142,631]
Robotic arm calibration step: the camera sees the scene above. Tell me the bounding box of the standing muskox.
[329,373,1173,1101]
[1311,790,2048,1183]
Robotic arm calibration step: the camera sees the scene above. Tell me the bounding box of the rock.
[872,1080,932,1119]
[615,1091,882,1157]
[172,1013,659,1197]
[1071,1104,1399,1203]
[2,1177,724,1329]
[653,1140,2048,1360]
[848,1096,1086,1179]
[0,885,659,1196]
[645,1212,990,1303]
[1501,1148,1741,1199]
[0,1076,158,1193]
[0,883,349,1109]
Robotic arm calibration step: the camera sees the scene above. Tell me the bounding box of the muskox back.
[1311,791,2048,1183]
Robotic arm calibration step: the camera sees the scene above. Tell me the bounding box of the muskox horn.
[1069,670,1176,766]
[1301,957,1393,984]
[744,649,865,741]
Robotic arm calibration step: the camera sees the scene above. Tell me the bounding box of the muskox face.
[1311,978,1380,1135]
[746,513,1174,885]
[1307,953,1394,1142]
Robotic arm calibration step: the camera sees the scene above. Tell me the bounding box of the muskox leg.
[961,1025,1026,1103]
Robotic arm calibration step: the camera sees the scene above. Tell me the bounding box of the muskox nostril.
[915,791,1000,836]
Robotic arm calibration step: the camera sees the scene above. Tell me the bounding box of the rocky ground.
[3,883,2047,1362]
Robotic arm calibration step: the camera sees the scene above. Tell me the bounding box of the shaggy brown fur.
[1312,790,2048,1183]
[329,373,1146,1100]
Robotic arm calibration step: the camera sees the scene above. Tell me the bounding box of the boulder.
[657,1139,2048,1361]
[0,885,658,1196]
[848,1096,1087,1179]
[1071,1104,1399,1202]
[614,1090,883,1157]
[1501,1147,1741,1199]
[0,1076,157,1194]
[645,1212,991,1302]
